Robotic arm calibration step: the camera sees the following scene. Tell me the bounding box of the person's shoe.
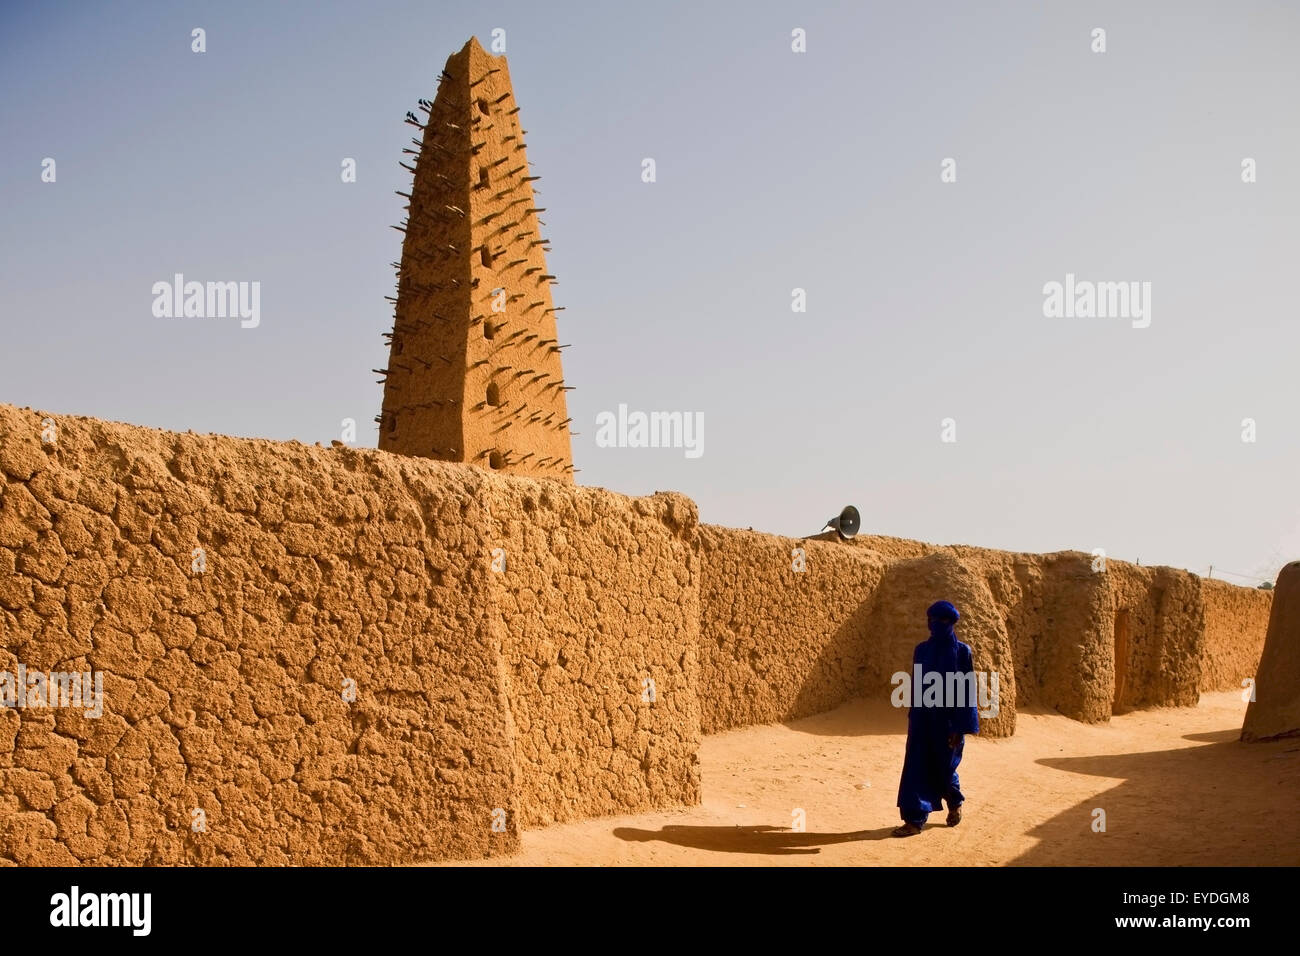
[891,822,923,837]
[946,803,962,827]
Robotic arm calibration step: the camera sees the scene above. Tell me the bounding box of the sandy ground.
[439,691,1300,866]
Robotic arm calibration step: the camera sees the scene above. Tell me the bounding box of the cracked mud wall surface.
[490,485,700,827]
[710,531,1264,735]
[696,526,887,735]
[0,404,697,864]
[1103,564,1205,715]
[0,404,519,864]
[1201,578,1272,693]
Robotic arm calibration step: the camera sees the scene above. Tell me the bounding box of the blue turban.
[927,601,960,624]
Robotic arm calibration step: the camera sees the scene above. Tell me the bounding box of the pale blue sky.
[2,0,1296,583]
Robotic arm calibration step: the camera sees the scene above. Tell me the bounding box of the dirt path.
[436,691,1300,866]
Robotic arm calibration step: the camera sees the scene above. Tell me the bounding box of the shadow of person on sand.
[613,824,902,855]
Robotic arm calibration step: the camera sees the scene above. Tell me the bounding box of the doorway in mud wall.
[1113,609,1131,713]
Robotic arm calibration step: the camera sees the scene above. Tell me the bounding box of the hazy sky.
[2,0,1296,584]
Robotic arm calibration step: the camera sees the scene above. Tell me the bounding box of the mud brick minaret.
[376,37,574,481]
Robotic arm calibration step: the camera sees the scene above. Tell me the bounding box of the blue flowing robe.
[896,624,981,825]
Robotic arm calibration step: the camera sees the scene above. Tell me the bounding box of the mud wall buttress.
[862,549,1017,737]
[1242,562,1300,742]
[489,483,701,827]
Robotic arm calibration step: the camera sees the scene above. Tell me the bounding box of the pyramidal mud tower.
[376,37,573,481]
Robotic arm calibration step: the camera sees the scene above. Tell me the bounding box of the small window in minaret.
[483,321,495,340]
[477,99,490,116]
[481,246,493,268]
[477,167,489,189]
[486,382,501,406]
[488,451,504,470]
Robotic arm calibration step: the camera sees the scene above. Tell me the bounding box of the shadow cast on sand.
[1010,735,1300,865]
[613,824,905,855]
[1182,729,1240,743]
[780,697,909,738]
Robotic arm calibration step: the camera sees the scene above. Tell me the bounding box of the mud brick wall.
[845,536,1087,729]
[698,527,1263,743]
[861,548,1018,737]
[0,404,698,864]
[814,537,1238,728]
[696,526,888,734]
[863,541,1227,725]
[1,399,1275,863]
[1013,557,1255,722]
[1242,561,1300,741]
[0,405,520,865]
[489,484,700,827]
[1201,578,1272,692]
[1102,564,1205,714]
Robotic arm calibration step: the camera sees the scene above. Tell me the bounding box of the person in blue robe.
[892,600,980,837]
